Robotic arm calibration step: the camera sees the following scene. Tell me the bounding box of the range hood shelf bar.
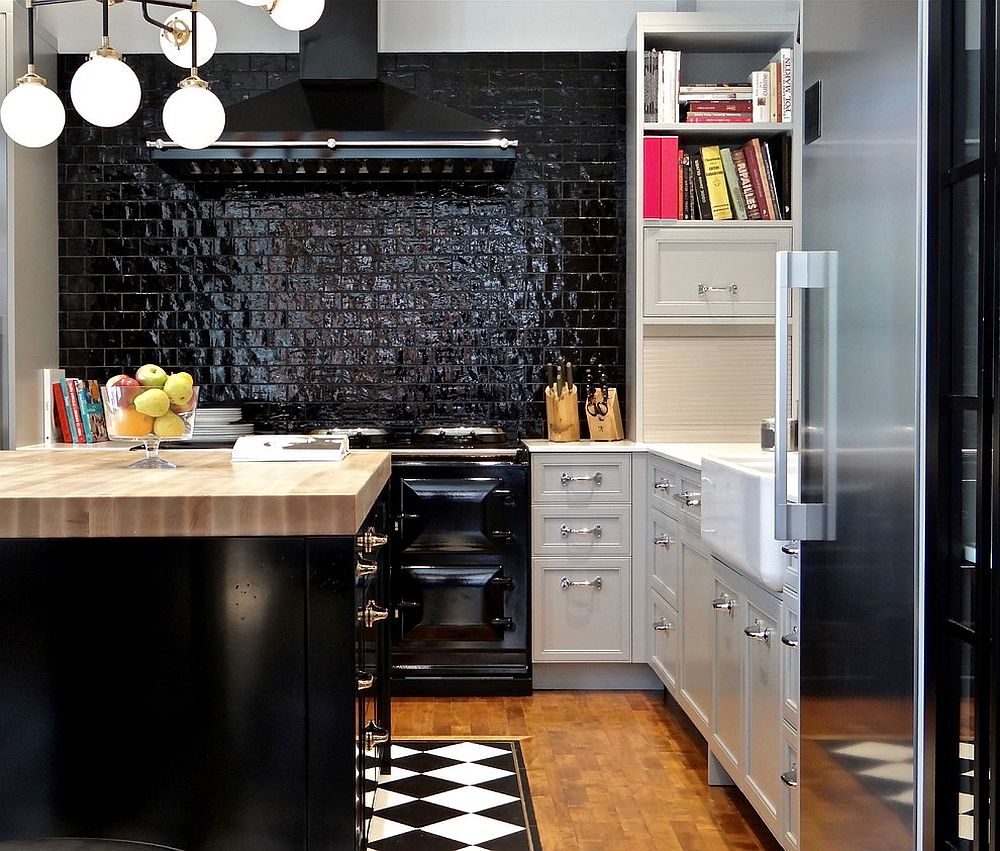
[147,138,517,150]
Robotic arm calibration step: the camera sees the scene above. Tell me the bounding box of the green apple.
[134,388,170,418]
[135,364,168,388]
[163,372,194,406]
[153,411,185,438]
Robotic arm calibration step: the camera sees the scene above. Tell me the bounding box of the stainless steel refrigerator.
[775,1,925,848]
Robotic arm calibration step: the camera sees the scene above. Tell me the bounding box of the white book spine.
[670,50,681,123]
[780,48,793,122]
[750,70,770,123]
[657,51,665,124]
[41,367,66,446]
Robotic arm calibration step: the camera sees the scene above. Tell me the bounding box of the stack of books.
[644,136,791,221]
[49,374,109,444]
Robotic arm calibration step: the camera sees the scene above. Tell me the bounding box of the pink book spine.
[643,137,662,219]
[658,136,679,219]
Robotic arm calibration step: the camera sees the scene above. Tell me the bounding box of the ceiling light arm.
[25,0,35,69]
[190,0,198,76]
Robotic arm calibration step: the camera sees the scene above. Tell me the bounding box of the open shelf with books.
[625,12,801,443]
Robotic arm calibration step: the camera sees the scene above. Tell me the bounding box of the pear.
[134,388,170,418]
[153,411,185,438]
[163,372,194,406]
[135,364,168,388]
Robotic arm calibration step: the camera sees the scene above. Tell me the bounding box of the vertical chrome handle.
[781,764,798,788]
[776,250,838,541]
[652,618,673,631]
[653,479,674,491]
[712,595,735,612]
[744,619,772,644]
[781,626,799,648]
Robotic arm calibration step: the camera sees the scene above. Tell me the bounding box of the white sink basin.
[699,452,798,591]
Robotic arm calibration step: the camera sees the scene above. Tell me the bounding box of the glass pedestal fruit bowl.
[101,385,199,469]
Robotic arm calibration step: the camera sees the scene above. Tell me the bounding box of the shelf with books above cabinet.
[626,12,801,447]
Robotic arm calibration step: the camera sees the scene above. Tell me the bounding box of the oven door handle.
[485,488,514,540]
[395,512,420,536]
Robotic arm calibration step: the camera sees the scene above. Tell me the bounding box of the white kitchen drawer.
[780,720,799,850]
[648,505,679,608]
[648,456,683,516]
[649,590,679,694]
[643,226,792,318]
[780,593,799,731]
[532,558,630,662]
[674,474,702,525]
[531,506,631,557]
[531,454,631,504]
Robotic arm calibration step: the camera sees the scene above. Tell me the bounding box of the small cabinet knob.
[712,595,735,612]
[364,722,389,751]
[356,670,374,691]
[358,526,389,554]
[653,618,673,631]
[355,557,378,580]
[358,602,389,628]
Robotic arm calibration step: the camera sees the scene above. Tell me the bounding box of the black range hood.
[148,0,517,181]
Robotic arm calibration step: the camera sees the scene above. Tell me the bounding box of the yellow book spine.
[700,145,733,220]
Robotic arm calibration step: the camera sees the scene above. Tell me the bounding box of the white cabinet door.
[780,720,799,850]
[648,506,679,608]
[711,571,743,777]
[649,591,679,694]
[679,540,714,737]
[780,595,800,730]
[744,596,781,835]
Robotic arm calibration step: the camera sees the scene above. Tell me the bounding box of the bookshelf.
[625,12,801,442]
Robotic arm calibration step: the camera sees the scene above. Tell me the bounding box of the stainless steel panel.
[800,1,921,847]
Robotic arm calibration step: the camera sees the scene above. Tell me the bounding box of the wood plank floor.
[391,689,781,851]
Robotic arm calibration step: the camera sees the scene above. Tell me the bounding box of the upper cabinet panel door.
[643,227,792,318]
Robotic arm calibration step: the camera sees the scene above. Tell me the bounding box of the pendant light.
[160,9,218,69]
[70,0,140,127]
[161,3,225,150]
[0,2,64,148]
[268,0,325,32]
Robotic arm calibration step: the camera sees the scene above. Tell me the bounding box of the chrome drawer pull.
[356,670,374,691]
[781,764,798,788]
[358,527,389,554]
[653,479,674,491]
[560,471,603,486]
[652,618,673,631]
[560,524,602,539]
[653,535,674,548]
[561,575,603,590]
[712,595,735,612]
[355,557,378,579]
[364,722,390,751]
[358,602,389,628]
[672,491,701,507]
[744,619,772,644]
[781,627,799,648]
[697,283,739,296]
[781,544,800,558]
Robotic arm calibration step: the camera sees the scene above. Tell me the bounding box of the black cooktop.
[308,426,520,451]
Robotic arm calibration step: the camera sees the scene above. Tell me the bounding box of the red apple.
[106,374,140,390]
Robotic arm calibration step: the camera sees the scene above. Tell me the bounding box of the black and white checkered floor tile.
[365,740,540,850]
[828,739,974,844]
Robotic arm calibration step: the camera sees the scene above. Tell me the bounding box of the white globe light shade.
[0,78,65,147]
[160,11,218,69]
[269,0,325,31]
[70,54,141,127]
[235,0,263,5]
[162,84,225,150]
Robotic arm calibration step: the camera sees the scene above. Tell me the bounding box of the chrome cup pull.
[781,764,798,788]
[356,670,374,691]
[697,283,739,296]
[560,575,603,590]
[744,619,772,644]
[358,602,389,628]
[355,557,378,579]
[653,479,674,491]
[364,722,390,751]
[652,618,673,631]
[672,491,701,507]
[712,595,735,612]
[781,627,799,648]
[560,471,603,487]
[653,535,674,548]
[781,544,800,558]
[560,524,603,539]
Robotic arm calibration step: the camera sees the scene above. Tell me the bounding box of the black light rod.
[27,2,35,66]
[138,0,173,32]
[125,0,194,11]
[191,2,197,73]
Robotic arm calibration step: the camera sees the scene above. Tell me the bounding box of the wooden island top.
[0,448,391,538]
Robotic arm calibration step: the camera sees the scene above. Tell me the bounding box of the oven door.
[397,476,514,554]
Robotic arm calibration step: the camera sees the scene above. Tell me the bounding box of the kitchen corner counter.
[0,448,391,538]
[523,439,761,468]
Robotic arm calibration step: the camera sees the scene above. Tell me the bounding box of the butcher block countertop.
[0,449,391,539]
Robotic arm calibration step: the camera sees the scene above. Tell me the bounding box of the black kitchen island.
[0,449,392,851]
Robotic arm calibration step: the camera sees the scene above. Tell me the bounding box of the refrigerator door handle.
[776,250,837,541]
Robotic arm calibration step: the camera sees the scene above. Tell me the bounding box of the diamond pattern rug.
[365,739,541,850]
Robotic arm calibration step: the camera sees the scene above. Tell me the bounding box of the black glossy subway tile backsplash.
[57,52,626,436]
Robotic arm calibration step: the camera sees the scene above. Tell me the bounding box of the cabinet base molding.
[708,748,738,787]
[533,663,662,690]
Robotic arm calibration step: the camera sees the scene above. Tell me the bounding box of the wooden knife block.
[545,385,580,442]
[586,388,624,441]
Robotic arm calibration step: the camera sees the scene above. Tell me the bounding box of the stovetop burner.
[306,426,521,455]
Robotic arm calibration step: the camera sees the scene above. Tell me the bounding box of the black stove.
[307,426,525,458]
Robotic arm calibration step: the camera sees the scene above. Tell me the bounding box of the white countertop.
[523,439,761,469]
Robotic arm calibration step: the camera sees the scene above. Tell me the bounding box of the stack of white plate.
[190,406,255,444]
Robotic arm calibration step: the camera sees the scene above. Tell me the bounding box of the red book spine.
[684,115,754,123]
[687,100,753,113]
[64,378,85,443]
[52,383,72,443]
[748,138,777,220]
[677,148,684,219]
[658,136,679,219]
[643,137,662,218]
[741,141,772,220]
